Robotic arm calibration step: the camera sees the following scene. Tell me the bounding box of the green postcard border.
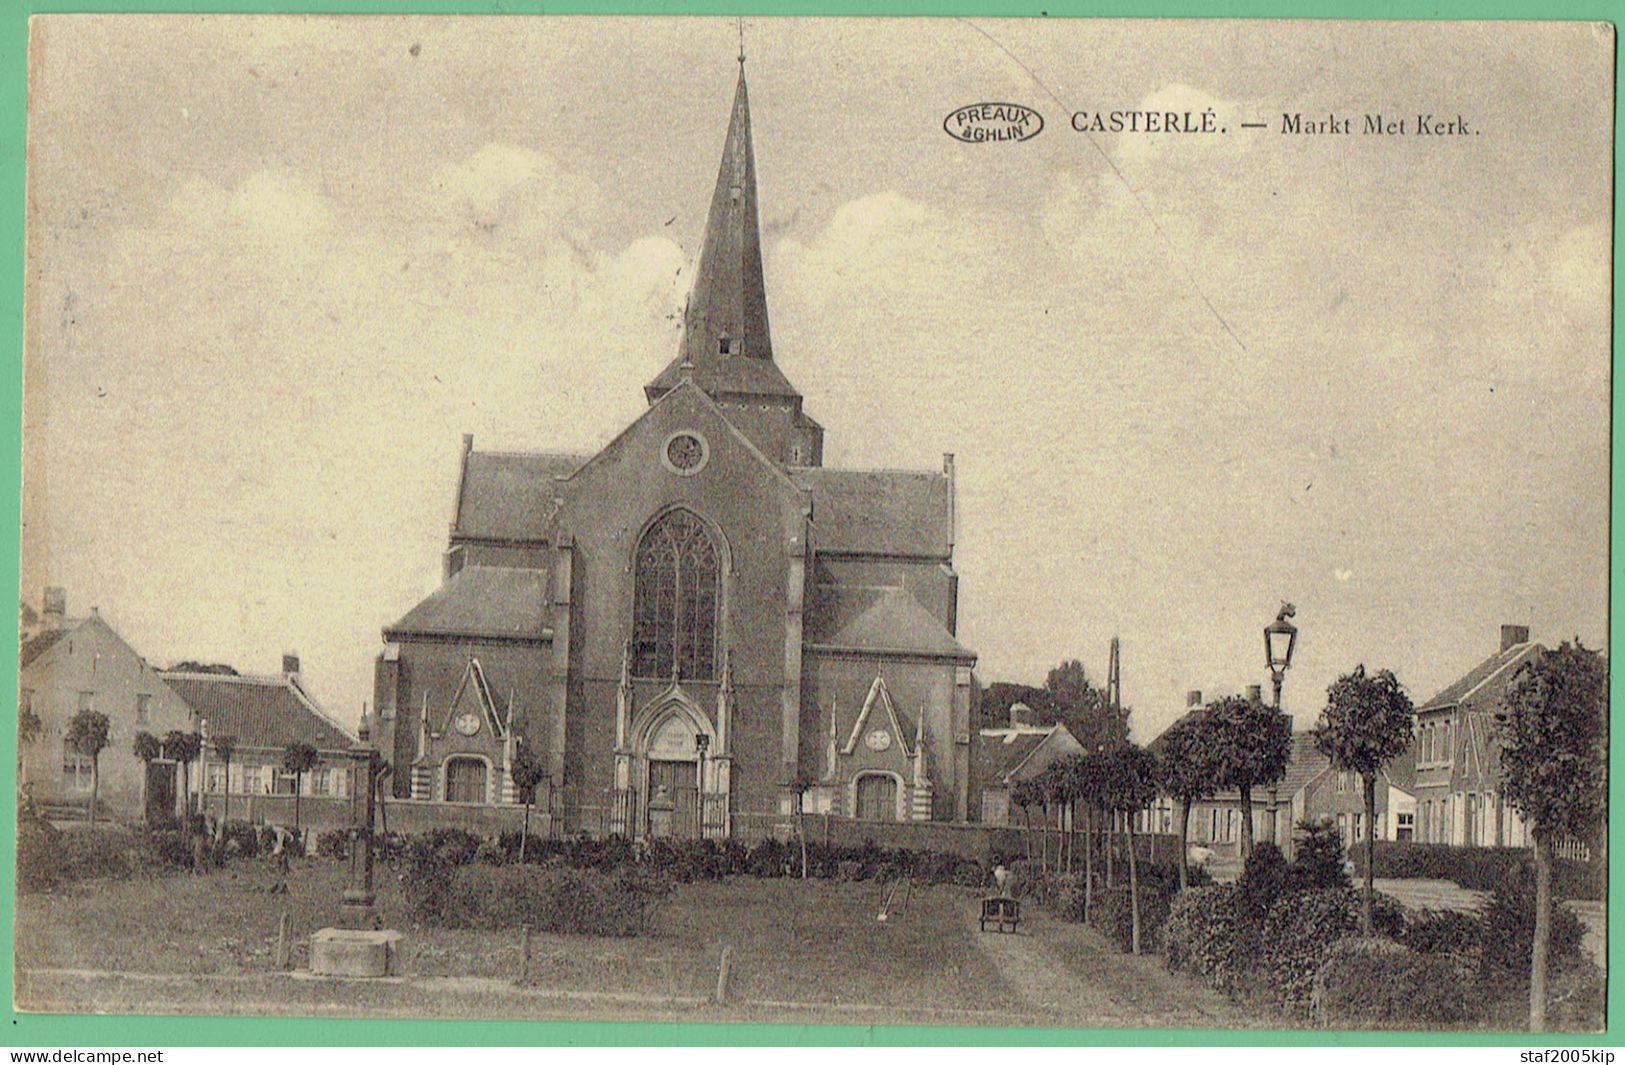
[0,0,1618,1048]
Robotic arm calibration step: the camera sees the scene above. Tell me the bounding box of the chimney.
[1245,684,1263,703]
[1009,702,1036,728]
[41,586,65,629]
[282,653,301,681]
[1500,624,1530,652]
[1186,689,1202,707]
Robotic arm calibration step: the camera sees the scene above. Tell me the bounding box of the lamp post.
[339,718,381,930]
[1263,603,1298,847]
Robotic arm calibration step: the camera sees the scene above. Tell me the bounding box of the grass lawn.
[15,856,1026,1022]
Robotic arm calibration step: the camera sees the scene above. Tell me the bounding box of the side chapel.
[370,61,978,836]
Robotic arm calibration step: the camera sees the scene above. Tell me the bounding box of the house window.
[311,768,332,796]
[631,509,720,681]
[77,690,94,713]
[239,765,264,795]
[273,769,299,796]
[718,336,732,355]
[61,741,94,791]
[1397,811,1414,842]
[445,757,488,804]
[204,763,228,794]
[135,693,151,725]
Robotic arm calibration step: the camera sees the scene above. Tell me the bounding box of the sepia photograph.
[12,13,1612,1037]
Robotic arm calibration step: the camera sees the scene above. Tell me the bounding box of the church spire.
[685,65,772,365]
[647,64,800,404]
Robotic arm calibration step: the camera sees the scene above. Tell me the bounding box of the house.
[974,703,1085,825]
[370,61,977,837]
[1412,625,1541,848]
[1142,686,1415,859]
[17,587,196,820]
[162,656,357,821]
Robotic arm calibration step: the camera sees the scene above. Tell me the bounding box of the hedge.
[1316,937,1471,1028]
[1351,841,1602,900]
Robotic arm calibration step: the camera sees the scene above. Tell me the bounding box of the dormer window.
[718,336,732,355]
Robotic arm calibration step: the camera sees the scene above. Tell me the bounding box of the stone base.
[309,927,405,978]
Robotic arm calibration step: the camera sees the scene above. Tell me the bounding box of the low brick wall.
[224,794,548,838]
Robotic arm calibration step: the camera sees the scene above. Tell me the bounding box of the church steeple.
[647,64,801,405]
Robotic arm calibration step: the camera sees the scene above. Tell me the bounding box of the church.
[369,62,978,838]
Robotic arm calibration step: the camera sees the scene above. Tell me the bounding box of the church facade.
[370,66,978,837]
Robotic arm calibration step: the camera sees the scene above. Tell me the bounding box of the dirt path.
[965,899,1262,1029]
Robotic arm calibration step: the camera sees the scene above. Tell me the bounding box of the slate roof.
[452,450,585,542]
[646,351,801,400]
[1417,642,1542,712]
[805,584,973,661]
[163,672,355,752]
[19,626,71,670]
[793,468,951,558]
[385,565,552,642]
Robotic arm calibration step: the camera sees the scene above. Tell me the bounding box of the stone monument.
[309,717,405,978]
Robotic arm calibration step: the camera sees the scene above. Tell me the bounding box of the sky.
[21,16,1613,742]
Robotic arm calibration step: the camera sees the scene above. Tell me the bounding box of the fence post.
[715,945,732,1005]
[274,912,291,971]
[521,923,532,983]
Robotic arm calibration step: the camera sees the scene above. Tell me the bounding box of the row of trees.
[998,643,1603,1031]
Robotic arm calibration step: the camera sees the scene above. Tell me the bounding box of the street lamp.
[1264,602,1298,709]
[1263,603,1297,850]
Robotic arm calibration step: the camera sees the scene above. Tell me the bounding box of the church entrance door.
[647,759,699,838]
[855,773,898,822]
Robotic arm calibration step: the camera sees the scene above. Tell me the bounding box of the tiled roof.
[805,584,973,661]
[453,450,585,542]
[793,468,951,558]
[19,626,71,670]
[974,724,1084,787]
[1276,732,1331,798]
[163,673,355,753]
[385,565,551,642]
[1381,744,1418,793]
[1418,642,1542,711]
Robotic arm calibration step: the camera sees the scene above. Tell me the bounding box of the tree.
[1046,660,1130,751]
[1098,742,1160,955]
[1010,778,1040,864]
[65,710,110,824]
[165,730,202,820]
[1156,712,1221,890]
[1312,664,1414,935]
[133,730,162,818]
[18,704,41,747]
[1206,693,1292,860]
[212,734,237,827]
[1055,751,1108,920]
[1499,641,1607,1033]
[282,741,320,837]
[509,742,548,863]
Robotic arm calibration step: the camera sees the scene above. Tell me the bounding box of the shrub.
[1289,819,1351,892]
[315,829,349,859]
[1237,842,1292,922]
[142,828,198,870]
[1398,908,1481,959]
[16,806,64,893]
[219,820,259,860]
[53,826,138,883]
[1086,863,1183,953]
[1316,937,1470,1028]
[1261,888,1360,1017]
[1164,884,1251,994]
[1478,876,1584,982]
[410,827,483,867]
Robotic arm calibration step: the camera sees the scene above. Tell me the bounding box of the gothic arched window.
[632,509,720,681]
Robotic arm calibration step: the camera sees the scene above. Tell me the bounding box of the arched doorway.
[645,714,701,837]
[854,772,900,822]
[444,756,488,804]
